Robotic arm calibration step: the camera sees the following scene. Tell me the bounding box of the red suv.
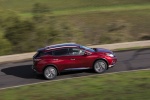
[32,43,117,79]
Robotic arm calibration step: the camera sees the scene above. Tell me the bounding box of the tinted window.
[69,48,85,55]
[46,51,52,55]
[80,45,95,52]
[52,48,68,56]
[34,51,52,58]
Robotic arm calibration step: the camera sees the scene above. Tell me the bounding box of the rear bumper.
[32,65,42,74]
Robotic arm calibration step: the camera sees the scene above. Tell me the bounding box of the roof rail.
[45,43,76,48]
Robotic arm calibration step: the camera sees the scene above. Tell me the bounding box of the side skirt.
[64,67,91,71]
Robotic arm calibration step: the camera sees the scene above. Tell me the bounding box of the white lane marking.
[0,68,149,90]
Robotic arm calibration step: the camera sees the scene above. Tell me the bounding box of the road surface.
[0,48,150,89]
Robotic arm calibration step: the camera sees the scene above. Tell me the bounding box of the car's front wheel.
[94,60,107,73]
[44,66,57,80]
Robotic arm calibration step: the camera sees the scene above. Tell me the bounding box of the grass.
[0,0,150,12]
[18,3,150,17]
[54,8,150,44]
[3,6,149,45]
[0,0,150,55]
[0,70,149,100]
[1,0,150,18]
[52,4,150,16]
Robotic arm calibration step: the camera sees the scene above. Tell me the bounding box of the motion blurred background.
[0,0,150,55]
[0,1,150,100]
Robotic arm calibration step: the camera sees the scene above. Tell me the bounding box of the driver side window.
[69,48,85,55]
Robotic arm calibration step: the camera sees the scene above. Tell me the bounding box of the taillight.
[33,52,39,59]
[34,58,41,62]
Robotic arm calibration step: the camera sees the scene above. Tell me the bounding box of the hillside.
[0,0,150,12]
[0,0,150,55]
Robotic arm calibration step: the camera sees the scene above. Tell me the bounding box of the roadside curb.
[89,40,150,50]
[0,40,150,63]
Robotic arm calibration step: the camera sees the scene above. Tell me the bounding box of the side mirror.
[84,51,91,56]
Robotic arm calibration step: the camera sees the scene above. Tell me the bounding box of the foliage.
[0,31,12,55]
[0,2,150,55]
[32,3,51,23]
[0,3,86,55]
[0,0,150,12]
[54,21,85,44]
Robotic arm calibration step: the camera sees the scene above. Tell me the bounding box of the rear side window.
[46,51,52,55]
[34,51,52,58]
[52,48,68,56]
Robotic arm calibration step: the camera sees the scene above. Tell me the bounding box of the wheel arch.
[43,64,60,75]
[93,58,109,69]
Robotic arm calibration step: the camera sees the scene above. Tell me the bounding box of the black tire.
[93,60,107,73]
[44,66,57,80]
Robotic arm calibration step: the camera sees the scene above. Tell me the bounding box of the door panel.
[70,55,96,68]
[68,48,92,69]
[51,56,74,71]
[51,48,74,71]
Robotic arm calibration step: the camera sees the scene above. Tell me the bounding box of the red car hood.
[93,48,113,54]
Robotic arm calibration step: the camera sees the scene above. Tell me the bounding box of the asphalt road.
[0,48,150,89]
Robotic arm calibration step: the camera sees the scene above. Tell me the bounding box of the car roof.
[45,43,80,50]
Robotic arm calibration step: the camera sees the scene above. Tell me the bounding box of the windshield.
[80,45,95,52]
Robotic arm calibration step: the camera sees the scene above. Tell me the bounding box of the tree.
[4,18,35,53]
[32,3,51,23]
[32,3,50,14]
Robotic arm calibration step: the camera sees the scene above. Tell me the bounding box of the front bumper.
[108,64,115,68]
[108,57,117,68]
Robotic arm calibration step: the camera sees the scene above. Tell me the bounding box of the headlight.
[106,53,114,57]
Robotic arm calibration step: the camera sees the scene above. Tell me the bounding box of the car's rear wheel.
[44,66,57,80]
[94,60,107,73]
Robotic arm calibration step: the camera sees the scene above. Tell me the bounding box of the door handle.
[70,58,75,60]
[53,59,58,61]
